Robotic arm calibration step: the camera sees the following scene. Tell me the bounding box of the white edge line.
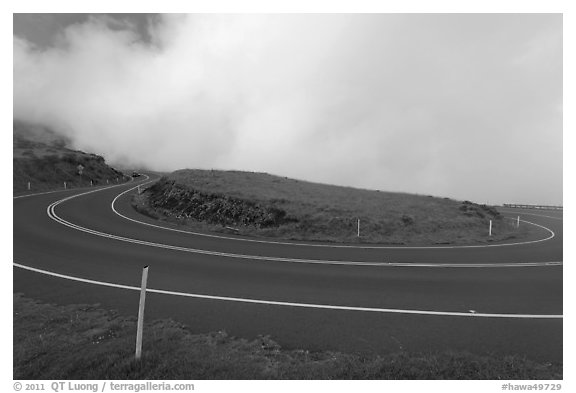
[47,188,562,268]
[14,188,77,199]
[12,262,563,319]
[498,209,564,221]
[13,177,136,200]
[112,181,556,250]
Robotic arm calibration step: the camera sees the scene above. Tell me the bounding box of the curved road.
[13,176,563,361]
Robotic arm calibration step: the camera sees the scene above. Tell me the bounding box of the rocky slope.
[13,120,128,192]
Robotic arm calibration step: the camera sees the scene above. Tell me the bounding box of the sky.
[12,13,563,205]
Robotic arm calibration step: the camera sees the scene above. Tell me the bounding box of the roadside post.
[27,182,30,190]
[357,219,360,237]
[64,181,67,189]
[517,216,520,228]
[489,220,492,236]
[135,266,149,361]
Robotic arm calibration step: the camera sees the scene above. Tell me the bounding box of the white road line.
[12,262,563,319]
[46,187,562,268]
[13,178,136,200]
[14,188,79,199]
[112,182,557,250]
[498,210,563,221]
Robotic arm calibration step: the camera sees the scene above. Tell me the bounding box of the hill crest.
[134,169,522,245]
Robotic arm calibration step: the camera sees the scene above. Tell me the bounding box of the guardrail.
[502,204,563,210]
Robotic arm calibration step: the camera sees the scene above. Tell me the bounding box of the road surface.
[13,177,563,361]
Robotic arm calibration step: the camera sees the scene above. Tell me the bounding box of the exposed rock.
[146,178,297,228]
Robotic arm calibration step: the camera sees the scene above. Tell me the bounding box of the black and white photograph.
[9,3,567,389]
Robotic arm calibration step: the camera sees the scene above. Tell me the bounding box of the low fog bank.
[13,14,562,205]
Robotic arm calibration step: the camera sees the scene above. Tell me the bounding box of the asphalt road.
[13,177,563,361]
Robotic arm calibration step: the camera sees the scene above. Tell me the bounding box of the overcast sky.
[13,13,562,205]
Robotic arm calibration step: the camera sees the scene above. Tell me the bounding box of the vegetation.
[133,169,529,245]
[13,294,561,380]
[13,120,128,192]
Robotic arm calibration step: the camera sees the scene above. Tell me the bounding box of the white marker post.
[135,265,149,361]
[357,219,360,237]
[64,181,67,189]
[137,185,141,194]
[517,216,520,228]
[27,182,30,191]
[107,179,109,184]
[489,220,492,236]
[90,180,93,187]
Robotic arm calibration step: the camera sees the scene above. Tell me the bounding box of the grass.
[133,169,530,245]
[13,293,562,380]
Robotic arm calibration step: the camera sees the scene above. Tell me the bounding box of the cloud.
[13,14,562,204]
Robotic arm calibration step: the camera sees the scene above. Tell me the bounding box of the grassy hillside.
[14,294,561,380]
[134,169,526,245]
[13,120,128,192]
